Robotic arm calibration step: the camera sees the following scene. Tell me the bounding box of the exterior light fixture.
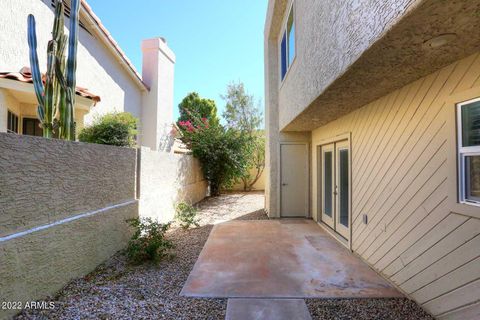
[423,33,457,49]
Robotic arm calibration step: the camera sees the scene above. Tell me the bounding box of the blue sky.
[87,0,268,122]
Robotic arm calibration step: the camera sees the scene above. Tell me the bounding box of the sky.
[87,0,268,122]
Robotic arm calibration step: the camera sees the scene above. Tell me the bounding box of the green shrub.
[79,112,138,147]
[178,116,251,196]
[125,218,174,264]
[175,202,200,229]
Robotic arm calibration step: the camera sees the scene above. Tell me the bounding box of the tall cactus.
[27,0,80,140]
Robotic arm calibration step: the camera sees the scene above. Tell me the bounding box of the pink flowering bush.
[177,114,251,196]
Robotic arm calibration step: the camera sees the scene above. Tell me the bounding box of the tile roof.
[0,67,101,104]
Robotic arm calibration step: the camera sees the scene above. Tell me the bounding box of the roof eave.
[80,0,149,92]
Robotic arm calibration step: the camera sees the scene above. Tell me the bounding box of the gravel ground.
[16,192,433,320]
[306,298,433,320]
[16,192,267,320]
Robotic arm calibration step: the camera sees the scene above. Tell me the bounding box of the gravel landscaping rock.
[306,298,434,320]
[15,192,267,320]
[15,192,433,320]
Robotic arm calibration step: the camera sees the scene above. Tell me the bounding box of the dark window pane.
[339,149,349,227]
[23,118,43,137]
[287,8,295,67]
[324,151,333,217]
[281,32,287,80]
[466,156,480,203]
[461,100,480,147]
[7,111,11,132]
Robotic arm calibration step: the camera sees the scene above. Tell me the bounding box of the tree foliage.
[222,82,262,133]
[177,92,219,128]
[222,82,265,191]
[78,112,138,147]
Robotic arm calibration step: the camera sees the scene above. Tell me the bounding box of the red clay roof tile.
[0,67,101,104]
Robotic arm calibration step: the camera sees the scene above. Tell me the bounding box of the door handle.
[282,183,288,186]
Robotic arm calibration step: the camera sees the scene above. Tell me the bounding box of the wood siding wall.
[311,52,480,319]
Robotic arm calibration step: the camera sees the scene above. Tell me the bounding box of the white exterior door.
[280,143,308,217]
[319,140,350,240]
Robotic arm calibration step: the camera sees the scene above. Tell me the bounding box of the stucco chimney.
[141,37,176,152]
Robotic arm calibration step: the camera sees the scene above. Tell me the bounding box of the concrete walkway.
[182,219,402,318]
[226,299,311,320]
[182,219,401,299]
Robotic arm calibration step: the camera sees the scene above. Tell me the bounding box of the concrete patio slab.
[226,299,311,320]
[181,220,402,298]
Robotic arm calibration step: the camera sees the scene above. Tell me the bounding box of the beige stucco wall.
[0,0,144,133]
[265,0,421,130]
[266,0,480,132]
[229,167,266,191]
[0,90,20,133]
[138,148,208,223]
[311,53,480,319]
[0,133,138,320]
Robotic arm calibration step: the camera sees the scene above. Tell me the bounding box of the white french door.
[319,140,350,240]
[321,143,335,228]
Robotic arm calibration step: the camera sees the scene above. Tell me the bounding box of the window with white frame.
[280,3,295,81]
[457,98,480,205]
[7,110,19,134]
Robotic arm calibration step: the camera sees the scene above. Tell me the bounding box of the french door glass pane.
[461,100,480,147]
[466,155,480,202]
[324,151,333,217]
[339,149,349,227]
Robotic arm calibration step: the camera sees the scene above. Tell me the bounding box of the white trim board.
[0,200,137,243]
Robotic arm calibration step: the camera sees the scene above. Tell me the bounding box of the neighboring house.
[0,0,175,151]
[265,1,479,319]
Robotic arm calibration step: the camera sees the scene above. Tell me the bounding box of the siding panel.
[411,256,480,304]
[311,52,480,318]
[422,279,480,316]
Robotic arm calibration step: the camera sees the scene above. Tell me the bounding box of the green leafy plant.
[175,202,200,229]
[222,82,265,191]
[177,113,251,196]
[177,92,220,129]
[125,218,174,264]
[27,0,80,140]
[78,112,138,147]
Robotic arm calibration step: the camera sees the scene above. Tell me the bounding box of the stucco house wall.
[267,0,422,131]
[0,0,144,121]
[0,0,175,151]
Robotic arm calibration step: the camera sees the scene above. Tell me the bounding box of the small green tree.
[222,82,265,191]
[177,92,220,128]
[78,112,138,147]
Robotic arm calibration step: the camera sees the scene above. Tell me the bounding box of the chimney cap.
[141,37,176,63]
